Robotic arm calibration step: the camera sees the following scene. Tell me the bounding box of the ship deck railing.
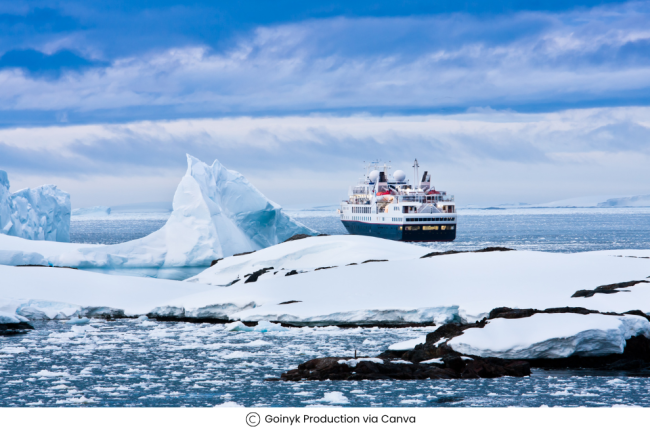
[398,195,455,203]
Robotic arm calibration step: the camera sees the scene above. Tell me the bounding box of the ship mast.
[412,159,420,189]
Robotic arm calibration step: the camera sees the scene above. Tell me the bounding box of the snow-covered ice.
[0,155,314,268]
[388,335,427,351]
[449,314,650,358]
[186,235,432,286]
[0,170,70,242]
[0,239,649,326]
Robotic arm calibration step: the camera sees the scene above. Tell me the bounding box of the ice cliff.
[0,155,315,268]
[0,170,70,242]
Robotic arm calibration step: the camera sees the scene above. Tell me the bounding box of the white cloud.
[1,107,649,207]
[2,3,650,114]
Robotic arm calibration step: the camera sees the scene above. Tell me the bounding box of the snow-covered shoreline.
[1,235,648,326]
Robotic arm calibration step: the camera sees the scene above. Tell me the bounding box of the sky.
[1,0,649,207]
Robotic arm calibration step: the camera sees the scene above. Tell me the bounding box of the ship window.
[451,225,455,230]
[441,225,447,230]
[423,225,438,231]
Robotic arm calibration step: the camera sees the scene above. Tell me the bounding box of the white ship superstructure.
[339,160,457,242]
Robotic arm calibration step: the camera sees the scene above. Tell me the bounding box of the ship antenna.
[413,159,419,189]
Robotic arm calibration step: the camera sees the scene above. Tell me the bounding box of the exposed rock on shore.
[279,308,650,381]
[279,355,530,381]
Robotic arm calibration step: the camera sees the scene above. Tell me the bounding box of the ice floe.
[0,241,649,326]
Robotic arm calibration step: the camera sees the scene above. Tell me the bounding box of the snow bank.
[449,314,650,358]
[0,170,70,242]
[186,235,432,286]
[1,245,649,327]
[388,335,427,351]
[0,155,314,268]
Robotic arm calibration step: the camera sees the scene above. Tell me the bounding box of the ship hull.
[341,221,456,242]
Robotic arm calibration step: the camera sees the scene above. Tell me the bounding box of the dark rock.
[488,306,602,320]
[233,251,256,257]
[435,396,464,404]
[210,259,222,267]
[361,259,388,264]
[315,266,337,271]
[16,264,78,270]
[624,310,650,321]
[278,300,301,305]
[0,322,34,334]
[420,247,514,259]
[279,353,530,381]
[244,267,274,283]
[285,270,298,276]
[571,280,649,298]
[346,263,357,266]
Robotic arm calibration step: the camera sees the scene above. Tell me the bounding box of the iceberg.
[0,155,315,269]
[71,206,111,217]
[0,170,70,242]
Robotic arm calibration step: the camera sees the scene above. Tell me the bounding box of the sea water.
[2,320,649,407]
[4,208,650,407]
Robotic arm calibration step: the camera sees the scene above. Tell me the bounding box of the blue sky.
[1,0,649,207]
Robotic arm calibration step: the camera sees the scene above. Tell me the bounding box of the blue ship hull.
[341,221,456,242]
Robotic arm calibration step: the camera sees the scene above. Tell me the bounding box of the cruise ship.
[339,160,456,242]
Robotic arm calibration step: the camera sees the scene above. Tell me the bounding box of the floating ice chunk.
[215,401,244,407]
[71,325,94,335]
[224,321,253,332]
[245,340,273,346]
[0,346,28,354]
[253,321,285,333]
[317,391,350,405]
[389,359,413,364]
[338,358,384,367]
[221,351,255,359]
[33,370,70,377]
[449,314,650,359]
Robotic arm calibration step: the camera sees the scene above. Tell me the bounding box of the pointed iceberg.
[112,154,316,266]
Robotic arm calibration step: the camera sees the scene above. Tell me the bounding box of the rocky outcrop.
[279,354,530,381]
[571,280,649,298]
[282,233,329,243]
[0,322,34,334]
[420,246,513,259]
